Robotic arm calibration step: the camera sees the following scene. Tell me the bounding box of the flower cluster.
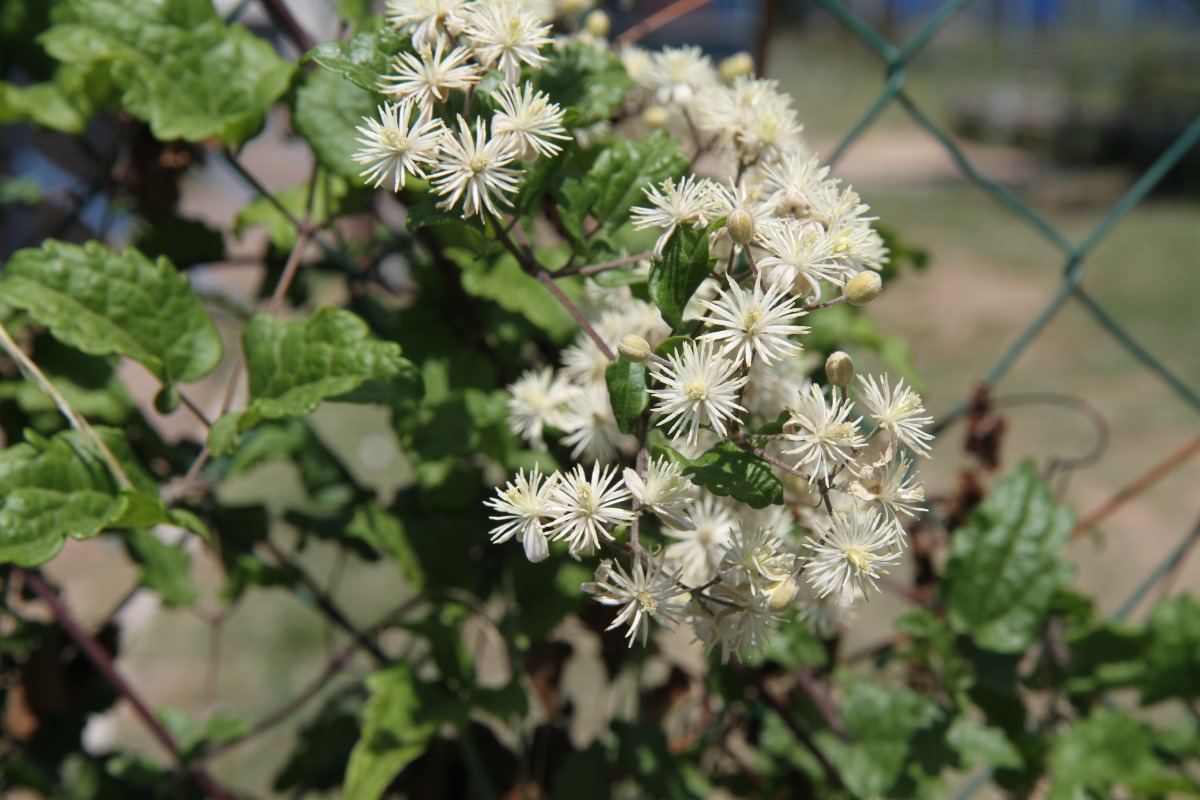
[355,0,576,217]
[353,5,936,662]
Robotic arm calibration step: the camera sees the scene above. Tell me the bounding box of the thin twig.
[22,570,234,800]
[0,321,133,489]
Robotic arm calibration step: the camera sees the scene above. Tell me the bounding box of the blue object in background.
[605,0,769,59]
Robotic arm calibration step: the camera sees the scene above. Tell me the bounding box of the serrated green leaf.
[294,66,379,182]
[450,250,579,341]
[0,240,223,383]
[819,680,943,800]
[534,39,632,128]
[41,0,294,145]
[1140,593,1200,704]
[941,460,1074,653]
[123,529,197,607]
[243,306,421,420]
[1048,708,1189,799]
[0,428,162,567]
[648,226,714,330]
[346,503,424,590]
[558,130,688,256]
[0,80,90,132]
[680,441,782,509]
[604,359,647,434]
[946,716,1022,770]
[305,28,407,92]
[344,664,451,800]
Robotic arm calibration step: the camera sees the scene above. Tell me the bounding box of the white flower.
[507,367,577,449]
[582,557,685,646]
[560,382,634,464]
[381,41,480,113]
[743,353,814,419]
[352,101,445,192]
[856,374,935,457]
[847,455,926,525]
[808,184,874,231]
[698,275,810,367]
[800,585,858,636]
[694,77,804,164]
[757,220,852,301]
[463,0,553,83]
[664,493,735,586]
[631,175,721,256]
[547,461,634,556]
[719,526,794,589]
[782,383,865,482]
[643,45,718,106]
[690,581,777,662]
[649,339,748,446]
[624,456,696,530]
[385,0,468,48]
[490,81,570,160]
[485,465,558,562]
[758,152,831,218]
[429,116,521,218]
[804,505,902,603]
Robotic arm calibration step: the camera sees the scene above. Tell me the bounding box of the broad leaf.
[1140,593,1200,704]
[0,428,168,567]
[674,441,783,509]
[941,460,1074,653]
[605,359,647,434]
[648,226,714,330]
[233,177,357,251]
[0,240,223,383]
[293,66,379,182]
[41,0,294,145]
[123,529,197,607]
[0,79,89,132]
[305,28,407,93]
[450,250,579,342]
[945,716,1022,770]
[534,39,633,128]
[1048,709,1188,799]
[242,306,422,421]
[346,503,424,590]
[344,664,456,800]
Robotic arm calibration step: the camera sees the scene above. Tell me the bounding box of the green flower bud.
[719,52,754,83]
[825,351,854,388]
[618,334,651,363]
[584,10,610,37]
[154,385,181,415]
[767,577,801,613]
[727,209,755,246]
[844,271,882,306]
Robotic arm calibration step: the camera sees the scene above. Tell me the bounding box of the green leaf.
[333,0,373,29]
[0,240,223,383]
[1048,708,1187,799]
[946,716,1022,770]
[0,176,44,205]
[679,441,783,509]
[1062,619,1149,696]
[648,226,715,330]
[123,529,197,607]
[0,79,90,132]
[535,39,633,128]
[344,664,448,800]
[451,250,579,342]
[346,503,424,590]
[242,306,422,421]
[293,66,379,182]
[558,130,689,255]
[133,215,225,267]
[941,460,1074,653]
[604,359,647,434]
[1140,593,1200,704]
[41,0,294,145]
[232,177,354,251]
[0,428,163,567]
[820,680,943,800]
[0,336,135,424]
[305,28,407,93]
[208,412,244,457]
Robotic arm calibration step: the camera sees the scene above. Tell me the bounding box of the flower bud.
[825,351,854,388]
[727,209,755,246]
[719,52,755,83]
[767,577,801,613]
[618,334,651,363]
[584,9,610,37]
[642,105,670,128]
[844,271,882,306]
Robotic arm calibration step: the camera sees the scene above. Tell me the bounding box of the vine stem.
[0,321,133,489]
[21,570,235,800]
